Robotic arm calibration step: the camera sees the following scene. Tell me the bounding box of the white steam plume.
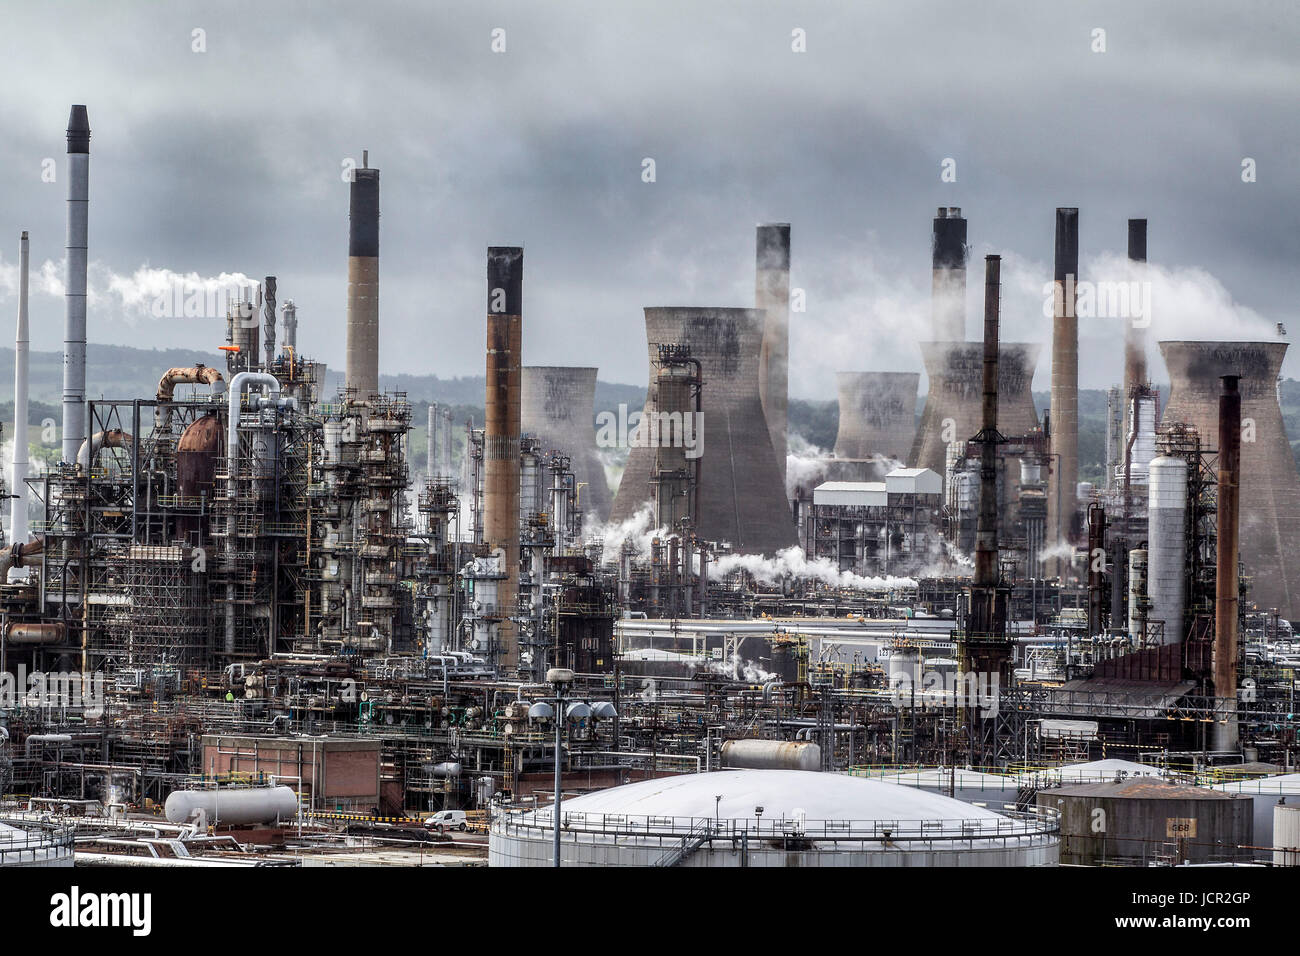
[713,546,916,590]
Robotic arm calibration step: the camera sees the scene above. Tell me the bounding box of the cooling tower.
[1160,341,1300,622]
[756,224,791,485]
[346,155,380,398]
[908,342,1041,475]
[521,366,612,523]
[833,371,919,461]
[611,307,796,555]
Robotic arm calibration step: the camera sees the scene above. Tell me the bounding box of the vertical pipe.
[485,247,523,671]
[346,155,380,398]
[1215,375,1241,750]
[1048,207,1079,578]
[62,106,90,465]
[10,231,30,573]
[281,299,297,353]
[931,207,968,342]
[756,224,791,489]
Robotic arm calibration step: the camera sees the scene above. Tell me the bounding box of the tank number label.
[1166,817,1197,838]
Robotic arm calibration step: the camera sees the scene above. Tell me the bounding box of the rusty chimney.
[485,246,523,672]
[1214,374,1241,750]
[346,153,380,398]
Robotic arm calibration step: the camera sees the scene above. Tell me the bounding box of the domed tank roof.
[178,412,222,453]
[547,769,1009,824]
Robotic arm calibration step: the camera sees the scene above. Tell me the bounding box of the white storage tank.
[720,739,820,772]
[490,769,1058,867]
[164,785,299,826]
[1208,774,1300,847]
[1274,804,1300,866]
[1147,456,1188,645]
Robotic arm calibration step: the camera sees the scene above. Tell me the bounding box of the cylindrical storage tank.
[1020,460,1042,485]
[1128,548,1148,641]
[490,769,1059,867]
[1147,456,1188,645]
[1274,804,1300,866]
[720,739,820,772]
[164,785,298,826]
[1122,394,1158,486]
[1040,779,1252,866]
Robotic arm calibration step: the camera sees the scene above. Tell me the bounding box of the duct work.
[62,105,90,465]
[77,429,133,471]
[484,246,523,671]
[154,364,225,436]
[1160,341,1300,623]
[756,224,791,488]
[521,366,612,523]
[833,372,919,462]
[346,152,380,399]
[611,307,796,555]
[1047,207,1080,576]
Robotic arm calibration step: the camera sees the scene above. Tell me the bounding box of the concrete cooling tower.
[909,342,1041,475]
[521,366,612,523]
[1159,340,1300,622]
[611,307,797,555]
[833,371,919,461]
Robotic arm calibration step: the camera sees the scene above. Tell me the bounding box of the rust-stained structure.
[346,153,380,399]
[485,247,523,671]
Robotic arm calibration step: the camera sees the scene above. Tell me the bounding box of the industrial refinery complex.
[1,12,1298,914]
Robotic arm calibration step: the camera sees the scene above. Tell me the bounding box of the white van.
[425,809,467,831]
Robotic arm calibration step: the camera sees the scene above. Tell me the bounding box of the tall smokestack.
[485,246,523,671]
[1124,219,1147,398]
[262,276,277,371]
[1214,374,1241,751]
[62,105,90,464]
[960,256,1011,694]
[756,223,790,488]
[10,231,30,575]
[1047,207,1079,577]
[428,402,438,480]
[931,207,968,341]
[346,152,380,398]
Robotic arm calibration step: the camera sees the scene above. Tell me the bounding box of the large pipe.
[155,364,224,434]
[1215,374,1241,750]
[1123,219,1148,399]
[756,223,791,488]
[346,153,380,398]
[10,231,30,580]
[62,106,90,465]
[77,429,133,471]
[0,536,43,582]
[931,207,967,342]
[1048,207,1079,578]
[485,247,523,671]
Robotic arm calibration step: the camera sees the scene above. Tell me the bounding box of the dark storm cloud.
[0,0,1295,398]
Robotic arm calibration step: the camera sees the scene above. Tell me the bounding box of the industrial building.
[0,103,1296,873]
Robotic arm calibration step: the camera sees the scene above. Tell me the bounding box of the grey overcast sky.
[0,1,1296,400]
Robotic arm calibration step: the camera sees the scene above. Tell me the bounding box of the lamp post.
[530,668,618,868]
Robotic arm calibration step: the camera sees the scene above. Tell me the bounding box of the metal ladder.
[654,821,713,867]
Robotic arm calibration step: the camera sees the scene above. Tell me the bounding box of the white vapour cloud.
[587,501,666,562]
[713,546,916,590]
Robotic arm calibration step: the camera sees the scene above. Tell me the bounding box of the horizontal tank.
[165,785,298,826]
[720,738,821,772]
